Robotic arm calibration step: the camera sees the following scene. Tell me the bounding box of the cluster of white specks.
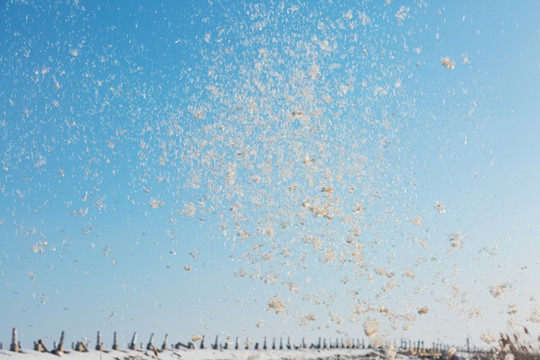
[441,57,455,69]
[481,331,497,344]
[528,305,540,323]
[363,317,380,338]
[0,0,528,347]
[489,282,511,299]
[267,295,286,315]
[448,232,463,250]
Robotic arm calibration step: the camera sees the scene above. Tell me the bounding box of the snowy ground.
[0,348,423,360]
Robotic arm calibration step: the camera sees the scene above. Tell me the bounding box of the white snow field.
[0,348,481,360]
[0,348,400,360]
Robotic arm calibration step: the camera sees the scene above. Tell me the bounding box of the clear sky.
[1,0,539,350]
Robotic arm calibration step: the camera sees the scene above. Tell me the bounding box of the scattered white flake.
[528,305,540,323]
[267,295,285,314]
[192,334,203,343]
[441,57,455,69]
[363,317,380,337]
[417,306,428,315]
[182,202,196,217]
[448,232,463,249]
[34,154,46,168]
[489,282,510,299]
[404,269,415,279]
[386,343,397,359]
[434,201,446,213]
[395,6,410,21]
[149,199,164,208]
[299,313,316,326]
[358,11,371,25]
[283,281,299,293]
[481,332,497,344]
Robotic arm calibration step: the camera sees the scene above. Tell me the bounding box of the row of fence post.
[8,328,483,357]
[5,328,374,354]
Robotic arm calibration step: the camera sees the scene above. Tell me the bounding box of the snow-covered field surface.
[0,348,448,360]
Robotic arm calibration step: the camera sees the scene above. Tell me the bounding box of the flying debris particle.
[283,281,299,293]
[299,313,316,326]
[353,204,365,214]
[363,318,380,337]
[34,154,46,168]
[528,305,540,323]
[448,232,463,249]
[418,306,428,315]
[409,216,423,226]
[267,295,285,314]
[403,269,415,279]
[395,6,410,21]
[358,11,371,25]
[489,282,510,299]
[149,199,164,208]
[102,247,111,256]
[309,64,320,79]
[192,334,203,343]
[82,226,93,235]
[303,237,323,251]
[184,264,192,271]
[256,319,264,328]
[386,343,397,359]
[441,57,455,69]
[38,293,49,304]
[30,241,48,254]
[182,202,196,217]
[302,156,314,164]
[481,332,497,344]
[434,201,446,213]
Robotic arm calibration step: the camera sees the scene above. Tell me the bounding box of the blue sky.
[1,0,539,349]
